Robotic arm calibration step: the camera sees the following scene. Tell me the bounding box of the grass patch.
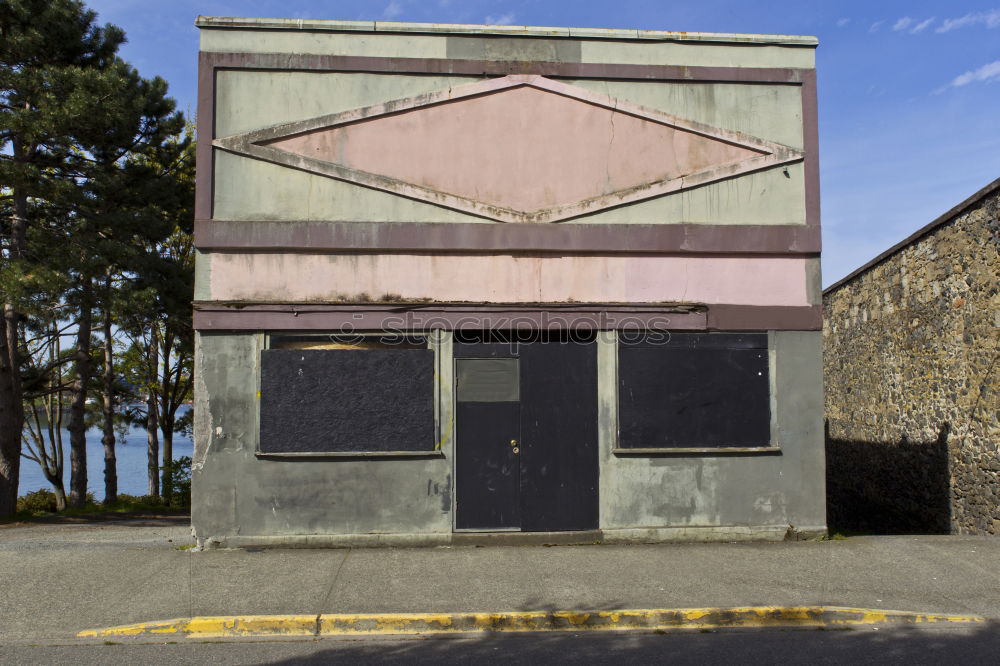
[174,543,196,551]
[2,489,189,525]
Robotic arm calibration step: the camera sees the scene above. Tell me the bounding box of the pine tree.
[117,133,195,505]
[3,1,188,511]
[0,0,125,516]
[56,61,186,507]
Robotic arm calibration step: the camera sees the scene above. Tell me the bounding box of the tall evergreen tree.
[95,130,193,505]
[118,133,195,504]
[3,1,188,511]
[0,0,124,517]
[55,61,185,507]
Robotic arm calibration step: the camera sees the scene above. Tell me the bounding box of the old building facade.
[192,18,825,547]
[824,178,1000,535]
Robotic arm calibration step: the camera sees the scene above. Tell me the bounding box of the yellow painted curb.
[77,606,986,639]
[77,615,317,639]
[316,607,986,635]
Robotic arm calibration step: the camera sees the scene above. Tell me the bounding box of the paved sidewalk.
[1,517,998,642]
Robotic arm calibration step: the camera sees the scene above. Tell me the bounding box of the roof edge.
[194,17,819,46]
[824,176,1000,295]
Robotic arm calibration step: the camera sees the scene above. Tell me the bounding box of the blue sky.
[85,1,1000,286]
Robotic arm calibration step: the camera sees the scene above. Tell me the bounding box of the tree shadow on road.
[260,621,1000,665]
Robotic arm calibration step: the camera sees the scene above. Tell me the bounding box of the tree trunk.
[0,187,28,517]
[42,467,68,512]
[0,311,22,517]
[146,327,159,498]
[160,326,173,506]
[161,422,173,507]
[26,355,68,512]
[49,323,66,509]
[101,274,117,504]
[67,278,94,508]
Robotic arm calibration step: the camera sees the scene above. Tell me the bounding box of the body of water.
[19,415,194,500]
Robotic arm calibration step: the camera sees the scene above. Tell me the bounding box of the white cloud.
[484,12,516,26]
[936,9,1000,33]
[935,60,1000,93]
[910,17,935,33]
[892,17,912,31]
[382,1,403,19]
[836,18,850,27]
[869,20,883,32]
[951,60,1000,87]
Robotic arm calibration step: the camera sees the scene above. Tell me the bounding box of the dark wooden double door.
[454,334,598,532]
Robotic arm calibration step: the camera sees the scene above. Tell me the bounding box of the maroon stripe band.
[192,304,821,331]
[195,52,215,221]
[800,69,821,236]
[707,304,822,330]
[194,220,820,255]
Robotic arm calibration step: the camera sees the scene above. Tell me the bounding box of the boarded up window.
[259,340,434,453]
[618,332,770,449]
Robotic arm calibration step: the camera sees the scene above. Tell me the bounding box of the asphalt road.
[4,626,1000,665]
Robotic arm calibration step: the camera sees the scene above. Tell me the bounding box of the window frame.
[611,330,780,456]
[254,331,446,459]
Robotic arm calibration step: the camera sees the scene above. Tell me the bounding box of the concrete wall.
[192,330,457,546]
[193,329,825,545]
[199,24,816,69]
[203,253,813,306]
[824,182,1000,535]
[192,19,824,545]
[598,331,826,541]
[198,20,817,311]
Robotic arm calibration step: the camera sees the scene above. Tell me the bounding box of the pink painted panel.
[208,253,809,307]
[267,86,761,214]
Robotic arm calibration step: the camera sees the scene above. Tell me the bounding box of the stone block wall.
[823,183,999,535]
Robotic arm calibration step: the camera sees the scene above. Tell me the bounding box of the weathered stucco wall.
[599,331,826,540]
[192,19,824,544]
[824,184,1000,535]
[193,329,825,544]
[205,252,814,306]
[192,331,457,546]
[200,25,816,69]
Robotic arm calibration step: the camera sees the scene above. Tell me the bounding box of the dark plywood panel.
[519,340,600,532]
[619,345,770,449]
[455,402,521,530]
[259,349,434,453]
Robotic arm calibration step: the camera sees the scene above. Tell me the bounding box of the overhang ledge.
[194,17,818,47]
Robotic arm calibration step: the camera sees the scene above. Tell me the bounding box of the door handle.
[509,439,518,447]
[510,439,519,454]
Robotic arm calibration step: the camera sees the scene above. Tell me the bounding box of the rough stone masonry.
[824,178,1000,535]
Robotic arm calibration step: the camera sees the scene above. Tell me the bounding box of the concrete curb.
[77,606,987,639]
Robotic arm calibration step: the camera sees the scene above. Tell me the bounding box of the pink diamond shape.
[216,76,803,223]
